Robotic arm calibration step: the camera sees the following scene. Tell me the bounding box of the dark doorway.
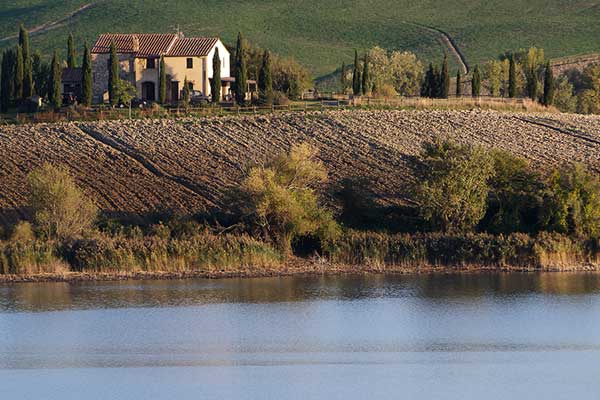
[171,81,179,102]
[141,81,156,101]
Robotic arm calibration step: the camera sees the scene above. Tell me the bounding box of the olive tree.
[28,164,98,240]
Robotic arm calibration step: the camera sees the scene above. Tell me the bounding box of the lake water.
[1,273,600,399]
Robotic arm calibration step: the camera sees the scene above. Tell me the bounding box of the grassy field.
[1,1,600,77]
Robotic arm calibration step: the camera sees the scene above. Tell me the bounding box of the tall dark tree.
[67,33,77,68]
[258,49,273,105]
[1,50,15,111]
[233,32,248,105]
[19,25,33,98]
[508,55,517,98]
[352,50,361,95]
[48,51,62,109]
[422,63,434,98]
[432,65,441,98]
[542,61,555,106]
[471,65,481,97]
[456,70,462,97]
[361,53,370,95]
[440,54,450,98]
[340,62,347,92]
[211,47,222,103]
[14,45,24,102]
[108,40,119,105]
[32,51,49,98]
[81,42,93,106]
[159,56,166,104]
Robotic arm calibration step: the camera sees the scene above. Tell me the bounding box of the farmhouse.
[91,32,239,104]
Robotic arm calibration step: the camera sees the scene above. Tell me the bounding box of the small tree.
[234,143,340,256]
[542,61,555,106]
[471,65,481,97]
[181,76,190,108]
[258,49,273,105]
[15,45,24,102]
[28,164,98,240]
[19,24,33,98]
[508,55,517,98]
[361,53,370,96]
[352,50,361,95]
[440,54,450,98]
[456,70,462,97]
[233,32,248,105]
[159,56,166,104]
[48,51,62,109]
[113,79,137,117]
[340,62,347,92]
[414,139,494,232]
[108,40,119,106]
[81,42,93,106]
[67,32,77,68]
[211,47,222,103]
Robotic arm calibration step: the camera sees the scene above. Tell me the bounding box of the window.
[146,58,156,69]
[186,58,193,68]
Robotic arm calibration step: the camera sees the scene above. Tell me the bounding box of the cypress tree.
[15,45,24,102]
[340,62,347,92]
[48,51,62,109]
[32,51,49,98]
[233,32,247,105]
[542,61,555,106]
[159,56,166,104]
[526,65,538,101]
[211,47,221,103]
[108,40,119,105]
[508,55,517,98]
[1,50,13,112]
[471,66,481,97]
[440,54,450,98]
[67,33,77,68]
[352,50,361,95]
[432,65,441,98]
[258,49,273,105]
[456,70,462,97]
[81,42,93,106]
[361,53,370,96]
[19,25,33,98]
[422,63,434,97]
[182,76,190,106]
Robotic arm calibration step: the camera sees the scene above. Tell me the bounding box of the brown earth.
[1,109,599,226]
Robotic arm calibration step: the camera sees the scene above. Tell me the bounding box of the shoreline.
[2,261,598,284]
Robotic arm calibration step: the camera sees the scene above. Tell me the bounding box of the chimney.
[132,35,140,53]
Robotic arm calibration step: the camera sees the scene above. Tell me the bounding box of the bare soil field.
[1,110,599,226]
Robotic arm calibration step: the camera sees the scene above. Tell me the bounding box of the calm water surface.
[1,273,600,399]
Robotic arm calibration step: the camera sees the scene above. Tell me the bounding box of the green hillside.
[1,0,600,77]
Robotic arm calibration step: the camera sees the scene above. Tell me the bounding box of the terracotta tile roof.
[91,33,178,56]
[166,37,219,57]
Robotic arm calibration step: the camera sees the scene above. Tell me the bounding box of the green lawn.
[1,0,600,78]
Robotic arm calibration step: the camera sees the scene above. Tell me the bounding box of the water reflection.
[1,272,600,313]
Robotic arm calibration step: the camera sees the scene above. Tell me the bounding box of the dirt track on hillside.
[0,110,599,225]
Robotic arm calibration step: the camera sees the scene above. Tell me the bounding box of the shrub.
[413,139,494,232]
[28,164,98,240]
[231,143,340,256]
[540,164,600,238]
[481,150,544,234]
